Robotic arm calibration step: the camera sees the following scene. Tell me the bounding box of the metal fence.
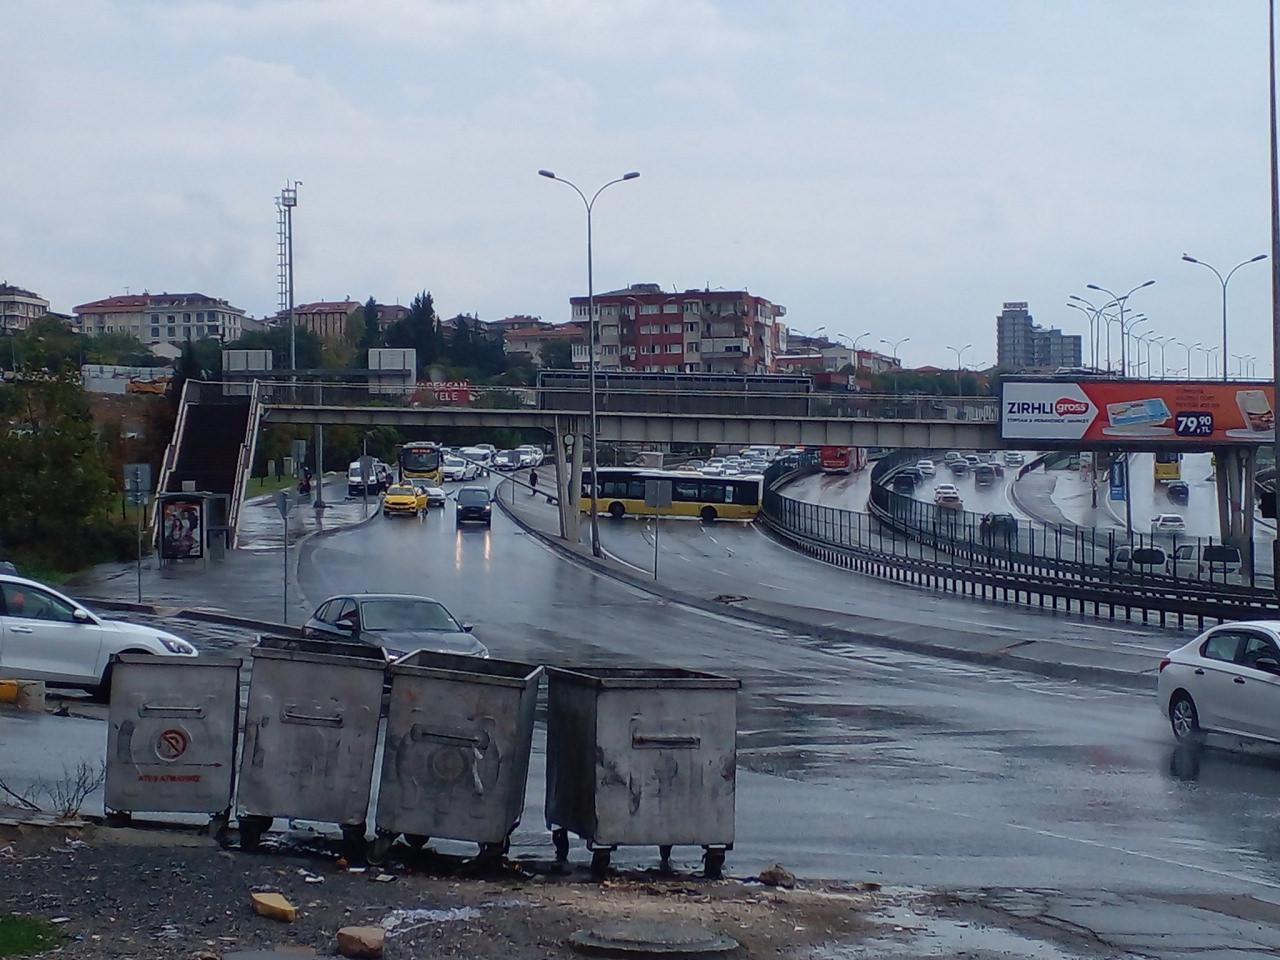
[760,454,1280,628]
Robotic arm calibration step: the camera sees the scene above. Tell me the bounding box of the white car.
[915,459,935,477]
[0,575,197,698]
[933,482,959,497]
[459,446,493,469]
[411,480,447,507]
[1151,513,1186,534]
[442,456,479,482]
[516,445,544,467]
[1159,622,1280,743]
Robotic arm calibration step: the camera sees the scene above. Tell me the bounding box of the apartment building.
[74,292,245,345]
[996,301,1082,371]
[567,283,788,373]
[0,283,49,333]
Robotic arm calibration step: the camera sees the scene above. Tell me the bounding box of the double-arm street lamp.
[1182,253,1268,381]
[880,336,910,395]
[1087,280,1155,375]
[538,168,640,558]
[946,343,973,395]
[1066,296,1106,370]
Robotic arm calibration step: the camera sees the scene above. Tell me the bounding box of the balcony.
[700,337,751,358]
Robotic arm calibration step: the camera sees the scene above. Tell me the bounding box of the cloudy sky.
[1,0,1274,372]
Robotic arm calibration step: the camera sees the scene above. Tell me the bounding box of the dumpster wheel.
[341,823,368,863]
[703,847,726,880]
[476,839,510,867]
[404,833,430,851]
[209,813,231,849]
[590,848,612,877]
[552,828,570,863]
[366,831,396,866]
[238,815,270,852]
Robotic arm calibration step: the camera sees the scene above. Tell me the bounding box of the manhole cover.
[570,921,739,957]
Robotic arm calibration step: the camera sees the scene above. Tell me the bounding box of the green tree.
[539,339,574,369]
[226,326,323,370]
[385,290,441,369]
[362,297,381,351]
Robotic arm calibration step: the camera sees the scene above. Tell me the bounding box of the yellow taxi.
[382,482,428,517]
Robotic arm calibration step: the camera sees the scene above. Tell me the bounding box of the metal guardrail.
[760,456,1280,627]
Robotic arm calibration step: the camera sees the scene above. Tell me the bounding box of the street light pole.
[1087,280,1155,375]
[1066,297,1104,369]
[945,343,972,396]
[539,168,640,558]
[1182,252,1268,382]
[1126,317,1150,376]
[880,336,910,396]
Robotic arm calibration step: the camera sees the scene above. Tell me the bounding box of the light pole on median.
[1150,336,1170,378]
[538,168,640,558]
[1067,296,1106,369]
[945,343,972,396]
[1087,280,1155,376]
[1178,340,1201,377]
[1182,252,1268,382]
[1126,317,1150,376]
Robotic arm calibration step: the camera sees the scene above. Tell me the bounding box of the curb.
[493,488,1153,693]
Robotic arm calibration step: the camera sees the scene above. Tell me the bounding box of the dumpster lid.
[390,650,542,686]
[113,652,243,667]
[546,666,740,690]
[251,635,388,669]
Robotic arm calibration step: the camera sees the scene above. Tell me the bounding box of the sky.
[0,0,1275,374]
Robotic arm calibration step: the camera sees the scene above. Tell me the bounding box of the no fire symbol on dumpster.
[155,728,189,762]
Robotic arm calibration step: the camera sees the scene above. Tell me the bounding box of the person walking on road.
[529,468,539,496]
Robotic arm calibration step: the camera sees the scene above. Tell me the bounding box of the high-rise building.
[567,283,788,373]
[996,301,1082,371]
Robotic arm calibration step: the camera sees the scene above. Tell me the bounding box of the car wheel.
[608,502,626,519]
[700,506,718,523]
[1170,692,1201,742]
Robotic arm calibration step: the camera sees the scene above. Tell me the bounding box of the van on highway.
[1167,544,1242,577]
[973,464,996,487]
[1107,544,1168,570]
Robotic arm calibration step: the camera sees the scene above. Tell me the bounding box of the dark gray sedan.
[303,593,488,659]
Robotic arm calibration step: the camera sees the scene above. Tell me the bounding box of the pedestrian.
[529,468,539,496]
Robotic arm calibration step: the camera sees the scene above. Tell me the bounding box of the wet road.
[298,492,1280,895]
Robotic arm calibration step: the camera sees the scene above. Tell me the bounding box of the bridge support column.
[1215,447,1257,575]
[568,421,585,546]
[552,416,583,545]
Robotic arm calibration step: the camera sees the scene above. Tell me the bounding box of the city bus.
[1153,452,1182,483]
[819,446,868,474]
[399,441,443,484]
[582,468,762,522]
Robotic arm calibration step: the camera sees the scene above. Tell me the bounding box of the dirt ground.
[0,824,881,959]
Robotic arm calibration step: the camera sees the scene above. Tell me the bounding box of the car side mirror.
[1256,657,1280,674]
[336,617,358,633]
[72,608,92,624]
[462,623,474,633]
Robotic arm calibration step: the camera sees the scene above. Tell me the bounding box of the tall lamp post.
[1126,316,1150,376]
[538,168,640,558]
[1182,252,1268,382]
[945,343,972,395]
[1087,280,1155,375]
[880,336,910,396]
[1067,296,1106,369]
[1150,336,1170,378]
[837,331,872,378]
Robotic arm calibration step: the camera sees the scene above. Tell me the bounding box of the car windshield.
[458,488,489,505]
[401,447,440,470]
[387,485,415,496]
[445,457,465,467]
[359,598,458,632]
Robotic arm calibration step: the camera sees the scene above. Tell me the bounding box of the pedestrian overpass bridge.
[256,381,1002,448]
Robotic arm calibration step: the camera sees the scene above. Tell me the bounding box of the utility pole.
[277,182,301,370]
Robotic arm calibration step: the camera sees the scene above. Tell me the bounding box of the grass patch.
[0,915,62,957]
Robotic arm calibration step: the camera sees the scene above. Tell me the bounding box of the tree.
[362,297,381,351]
[225,326,323,370]
[168,342,205,408]
[539,339,574,369]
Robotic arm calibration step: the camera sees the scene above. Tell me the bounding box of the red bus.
[819,446,867,474]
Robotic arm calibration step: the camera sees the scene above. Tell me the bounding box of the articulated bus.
[1154,452,1182,483]
[819,446,869,474]
[582,468,762,523]
[399,441,443,484]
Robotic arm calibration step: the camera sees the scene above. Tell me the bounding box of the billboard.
[160,499,203,560]
[1000,379,1275,446]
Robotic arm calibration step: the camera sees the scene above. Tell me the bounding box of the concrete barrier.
[0,679,46,712]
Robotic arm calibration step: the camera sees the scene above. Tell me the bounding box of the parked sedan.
[1158,622,1280,743]
[303,593,488,659]
[0,574,197,698]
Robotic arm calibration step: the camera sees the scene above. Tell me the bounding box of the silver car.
[1158,622,1280,743]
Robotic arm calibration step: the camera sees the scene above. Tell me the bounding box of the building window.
[683,302,700,314]
[150,327,159,339]
[664,323,681,334]
[167,314,176,323]
[663,303,678,314]
[183,313,191,322]
[667,343,681,354]
[640,304,660,315]
[687,343,700,353]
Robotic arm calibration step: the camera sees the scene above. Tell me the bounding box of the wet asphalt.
[296,483,1280,897]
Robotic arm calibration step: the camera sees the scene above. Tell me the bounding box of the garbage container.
[235,636,387,855]
[371,651,542,864]
[105,653,241,842]
[544,666,740,877]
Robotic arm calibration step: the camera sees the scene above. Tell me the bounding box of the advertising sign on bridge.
[1000,379,1275,447]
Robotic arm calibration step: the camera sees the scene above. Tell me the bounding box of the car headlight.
[160,637,196,655]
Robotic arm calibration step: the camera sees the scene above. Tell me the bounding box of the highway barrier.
[761,455,1280,628]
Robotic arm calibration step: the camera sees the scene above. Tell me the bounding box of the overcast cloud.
[0,0,1274,371]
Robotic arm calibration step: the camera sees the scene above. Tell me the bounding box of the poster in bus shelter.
[160,499,203,560]
[1000,379,1276,447]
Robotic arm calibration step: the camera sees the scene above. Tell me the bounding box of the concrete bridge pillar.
[551,416,584,544]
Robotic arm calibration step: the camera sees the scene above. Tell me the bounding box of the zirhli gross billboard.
[1000,379,1275,446]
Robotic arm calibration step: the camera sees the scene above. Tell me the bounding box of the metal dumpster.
[105,653,241,841]
[235,636,387,854]
[544,666,740,877]
[371,650,542,864]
